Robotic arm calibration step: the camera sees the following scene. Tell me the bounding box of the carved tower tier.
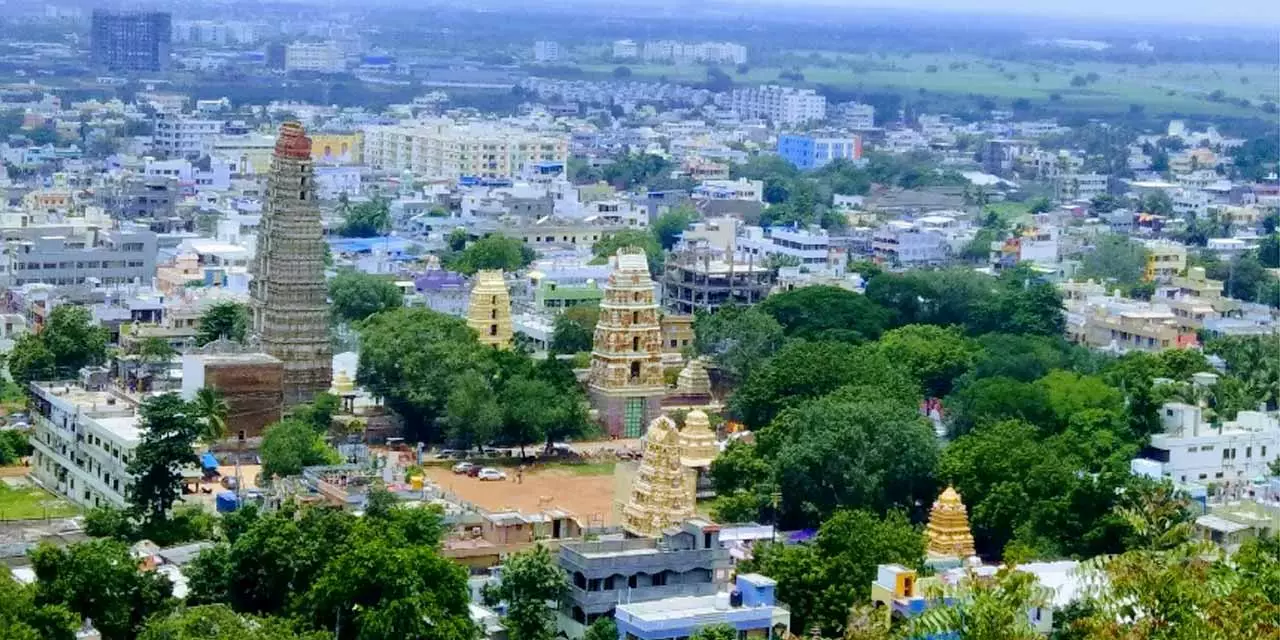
[926,486,977,562]
[621,415,696,537]
[589,248,666,438]
[250,122,333,407]
[467,269,513,349]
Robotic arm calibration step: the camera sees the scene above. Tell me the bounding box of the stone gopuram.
[621,415,696,537]
[466,269,513,349]
[925,486,977,567]
[589,248,666,438]
[249,122,333,407]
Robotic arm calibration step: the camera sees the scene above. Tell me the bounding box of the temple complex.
[925,486,977,565]
[664,357,718,411]
[467,269,513,349]
[620,415,697,537]
[588,248,666,438]
[249,122,333,406]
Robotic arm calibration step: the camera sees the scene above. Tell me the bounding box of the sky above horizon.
[730,0,1280,27]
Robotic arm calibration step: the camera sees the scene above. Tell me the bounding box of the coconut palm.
[192,387,230,445]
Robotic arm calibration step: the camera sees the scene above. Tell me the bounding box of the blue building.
[614,574,790,640]
[776,134,862,170]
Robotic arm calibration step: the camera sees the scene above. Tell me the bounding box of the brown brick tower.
[250,122,332,407]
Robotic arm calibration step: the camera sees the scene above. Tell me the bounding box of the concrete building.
[1055,173,1109,202]
[834,102,876,129]
[249,123,333,406]
[614,574,790,640]
[153,113,223,159]
[0,225,157,288]
[285,41,344,73]
[730,85,826,127]
[181,350,284,440]
[94,175,178,220]
[1134,400,1280,486]
[872,222,949,267]
[691,179,764,203]
[90,10,171,72]
[1143,240,1188,283]
[612,39,639,59]
[362,120,569,180]
[776,133,861,170]
[662,242,773,314]
[738,225,836,268]
[29,380,140,509]
[557,520,732,636]
[534,41,561,63]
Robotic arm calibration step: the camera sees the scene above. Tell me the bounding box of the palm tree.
[192,387,230,445]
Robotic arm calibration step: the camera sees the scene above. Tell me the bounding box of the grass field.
[0,479,80,521]
[582,52,1280,119]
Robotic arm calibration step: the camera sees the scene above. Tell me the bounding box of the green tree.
[499,375,587,456]
[260,418,339,479]
[6,332,55,386]
[442,370,503,450]
[911,565,1045,640]
[582,617,618,640]
[652,206,697,250]
[39,305,109,378]
[30,539,176,640]
[196,302,250,346]
[692,305,785,384]
[592,229,663,276]
[758,285,890,343]
[192,387,231,445]
[689,624,737,640]
[549,305,598,354]
[127,394,203,527]
[337,198,390,238]
[448,234,537,275]
[486,545,568,640]
[0,568,79,640]
[289,392,342,433]
[1078,235,1150,286]
[139,604,333,640]
[328,271,404,323]
[877,324,978,397]
[1028,197,1053,214]
[1141,191,1174,216]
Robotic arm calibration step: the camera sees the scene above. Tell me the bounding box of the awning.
[201,453,219,469]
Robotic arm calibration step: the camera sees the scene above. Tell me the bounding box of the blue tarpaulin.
[200,453,219,469]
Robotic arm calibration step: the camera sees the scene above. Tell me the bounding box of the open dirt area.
[423,465,620,526]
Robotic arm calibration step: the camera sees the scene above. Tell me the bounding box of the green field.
[0,480,80,521]
[583,53,1280,119]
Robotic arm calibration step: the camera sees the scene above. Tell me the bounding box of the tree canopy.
[446,234,537,275]
[7,305,108,384]
[196,302,250,346]
[328,271,403,323]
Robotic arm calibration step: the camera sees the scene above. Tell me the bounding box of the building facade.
[0,225,157,288]
[90,10,171,72]
[153,113,223,159]
[362,120,570,180]
[776,133,862,170]
[613,574,790,640]
[730,85,826,127]
[29,381,139,509]
[285,42,345,73]
[249,123,333,406]
[1136,401,1280,485]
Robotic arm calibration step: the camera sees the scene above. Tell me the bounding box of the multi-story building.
[90,10,171,72]
[738,225,838,268]
[612,39,639,59]
[534,40,561,63]
[209,132,277,174]
[0,225,158,288]
[776,133,862,170]
[362,120,569,180]
[94,175,178,220]
[692,179,764,203]
[1055,173,1109,202]
[662,242,774,314]
[29,380,140,509]
[285,41,344,73]
[153,113,223,159]
[730,85,827,127]
[172,20,260,45]
[1134,400,1280,485]
[614,574,790,640]
[1143,239,1188,283]
[310,132,363,164]
[834,102,876,129]
[872,222,949,267]
[557,519,732,637]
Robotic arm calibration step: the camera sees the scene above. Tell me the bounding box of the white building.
[738,225,839,269]
[1134,400,1280,485]
[1055,173,1108,202]
[692,178,764,202]
[152,113,222,158]
[314,166,362,200]
[29,381,141,509]
[362,120,569,180]
[534,41,560,63]
[612,39,639,59]
[285,41,345,73]
[730,85,826,127]
[836,102,876,129]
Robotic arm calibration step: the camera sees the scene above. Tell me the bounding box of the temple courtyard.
[422,463,621,526]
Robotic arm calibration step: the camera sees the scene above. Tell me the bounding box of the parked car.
[477,468,507,481]
[451,462,475,474]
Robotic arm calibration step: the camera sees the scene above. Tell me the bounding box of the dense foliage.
[327,270,404,323]
[195,302,250,346]
[6,305,108,385]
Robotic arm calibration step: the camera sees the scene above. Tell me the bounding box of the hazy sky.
[733,0,1280,27]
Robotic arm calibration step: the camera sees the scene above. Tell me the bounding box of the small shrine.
[620,415,696,537]
[925,486,976,567]
[678,409,718,470]
[466,270,513,349]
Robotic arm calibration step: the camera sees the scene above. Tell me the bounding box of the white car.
[451,462,475,474]
[477,468,507,481]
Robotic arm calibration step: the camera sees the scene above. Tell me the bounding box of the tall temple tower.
[250,122,333,407]
[466,270,513,349]
[621,415,696,537]
[589,248,666,438]
[925,486,977,567]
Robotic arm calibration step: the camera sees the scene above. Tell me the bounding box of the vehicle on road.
[477,468,507,481]
[451,462,475,474]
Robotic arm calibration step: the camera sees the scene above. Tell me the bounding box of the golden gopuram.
[678,409,718,469]
[466,269,513,349]
[620,415,697,537]
[925,486,977,564]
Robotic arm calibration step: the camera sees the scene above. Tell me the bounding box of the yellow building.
[1171,266,1224,300]
[466,270,513,349]
[311,132,363,165]
[1143,240,1187,283]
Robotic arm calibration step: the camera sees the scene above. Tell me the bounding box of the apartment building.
[1054,173,1109,202]
[730,85,826,127]
[1143,240,1188,283]
[1135,401,1280,485]
[872,222,949,267]
[738,225,836,268]
[776,133,861,170]
[362,120,569,180]
[0,225,158,288]
[153,112,223,158]
[834,102,876,129]
[612,39,639,59]
[285,41,344,73]
[29,380,140,509]
[534,40,561,63]
[691,178,763,202]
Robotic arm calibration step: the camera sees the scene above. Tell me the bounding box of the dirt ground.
[423,466,620,526]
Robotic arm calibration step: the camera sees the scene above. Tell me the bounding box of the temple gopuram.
[466,269,513,349]
[925,486,977,569]
[620,415,697,537]
[588,248,666,438]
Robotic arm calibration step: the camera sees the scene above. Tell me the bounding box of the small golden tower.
[621,415,696,537]
[678,409,718,469]
[466,269,512,349]
[675,357,712,397]
[926,486,977,560]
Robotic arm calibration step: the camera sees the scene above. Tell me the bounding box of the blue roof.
[328,237,413,254]
[201,452,219,469]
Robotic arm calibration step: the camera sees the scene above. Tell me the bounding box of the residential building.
[1134,400,1280,485]
[0,225,157,288]
[738,225,836,268]
[612,39,639,59]
[94,176,178,220]
[692,179,763,203]
[362,120,569,180]
[776,133,861,170]
[557,519,732,637]
[662,242,774,314]
[152,113,223,159]
[613,574,790,640]
[445,508,582,570]
[834,102,876,129]
[872,222,949,267]
[1170,267,1225,301]
[1055,173,1109,202]
[534,41,561,63]
[285,42,344,73]
[1143,240,1188,283]
[29,380,140,509]
[1195,500,1280,552]
[730,86,826,127]
[90,10,171,72]
[989,226,1059,272]
[209,133,277,174]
